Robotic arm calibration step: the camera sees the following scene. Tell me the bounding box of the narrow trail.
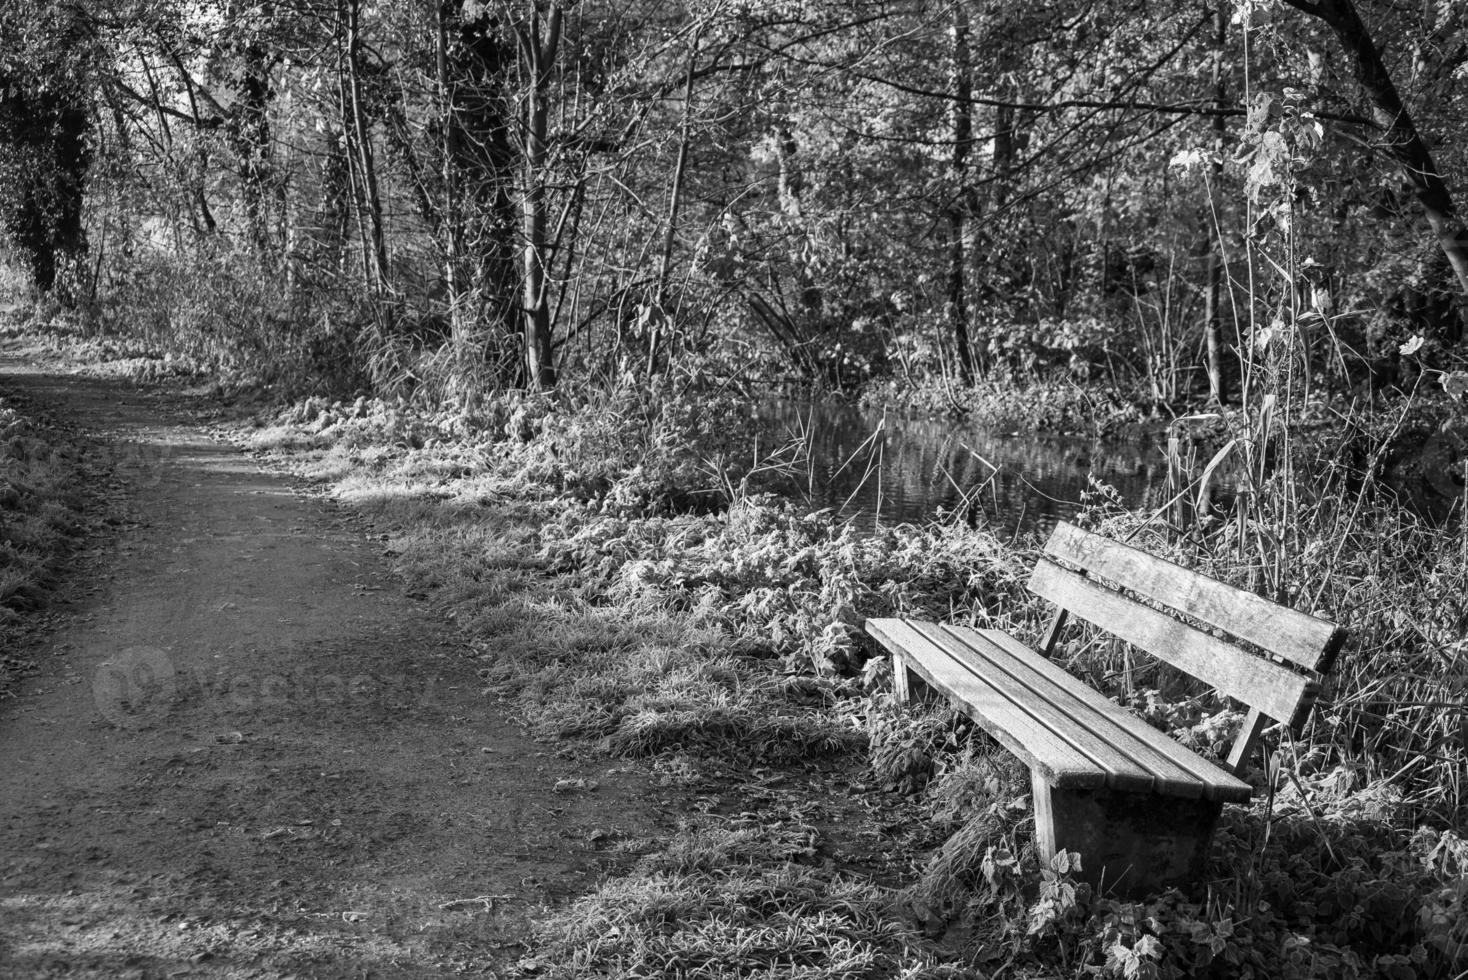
[0,354,659,978]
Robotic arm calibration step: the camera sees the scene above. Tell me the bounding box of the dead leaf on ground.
[552,778,597,793]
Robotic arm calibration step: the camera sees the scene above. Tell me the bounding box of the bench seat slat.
[906,621,1165,795]
[870,618,1252,801]
[867,619,1110,791]
[1044,523,1345,671]
[962,626,1253,803]
[1028,559,1318,725]
[938,625,1212,799]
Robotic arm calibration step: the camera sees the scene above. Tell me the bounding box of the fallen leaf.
[552,778,598,793]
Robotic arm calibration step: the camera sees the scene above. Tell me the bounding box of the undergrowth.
[0,389,90,690]
[243,374,1468,979]
[2,304,211,385]
[860,374,1149,437]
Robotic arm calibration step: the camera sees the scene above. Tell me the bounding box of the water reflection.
[756,401,1169,536]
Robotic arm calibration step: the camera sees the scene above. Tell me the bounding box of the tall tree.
[1281,0,1468,338]
[516,2,563,390]
[220,2,282,259]
[338,0,392,330]
[437,2,519,362]
[947,1,977,386]
[0,4,95,296]
[1203,5,1229,404]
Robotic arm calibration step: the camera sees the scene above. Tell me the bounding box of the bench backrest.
[1029,522,1346,771]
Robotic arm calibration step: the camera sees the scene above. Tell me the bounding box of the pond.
[755,400,1171,537]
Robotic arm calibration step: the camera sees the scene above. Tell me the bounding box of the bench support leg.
[1031,772,1222,897]
[892,652,938,705]
[1225,707,1269,775]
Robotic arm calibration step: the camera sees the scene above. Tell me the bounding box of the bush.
[0,394,91,686]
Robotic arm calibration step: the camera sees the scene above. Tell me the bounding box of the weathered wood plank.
[906,622,1159,794]
[1031,768,1058,858]
[892,650,914,703]
[891,650,940,706]
[1032,771,1225,898]
[872,618,1254,802]
[1045,522,1346,671]
[1027,559,1317,725]
[865,619,1107,791]
[1040,606,1069,658]
[924,624,1207,798]
[968,627,1253,802]
[1225,706,1269,775]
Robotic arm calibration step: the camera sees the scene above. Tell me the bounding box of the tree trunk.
[339,0,392,332]
[436,1,463,344]
[948,1,977,387]
[167,54,219,238]
[309,126,350,279]
[0,93,91,296]
[1203,6,1229,404]
[773,128,823,320]
[992,100,1017,211]
[229,32,277,258]
[445,4,519,366]
[647,37,699,377]
[1282,0,1468,334]
[521,3,561,390]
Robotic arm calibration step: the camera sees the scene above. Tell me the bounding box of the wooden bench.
[865,521,1346,896]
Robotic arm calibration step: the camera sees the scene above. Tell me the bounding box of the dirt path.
[0,355,661,978]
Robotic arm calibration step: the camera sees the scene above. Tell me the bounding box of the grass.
[235,378,1468,979]
[1,302,210,385]
[528,860,932,979]
[0,386,93,691]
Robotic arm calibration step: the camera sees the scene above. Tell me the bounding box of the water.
[756,401,1170,536]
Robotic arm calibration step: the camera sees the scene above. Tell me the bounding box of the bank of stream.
[759,400,1167,535]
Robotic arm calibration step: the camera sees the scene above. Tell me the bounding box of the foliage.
[0,388,92,689]
[5,0,1465,403]
[238,368,1468,979]
[561,500,1029,676]
[530,836,948,980]
[867,699,968,796]
[81,0,1468,970]
[95,241,372,391]
[862,371,1148,436]
[0,2,95,297]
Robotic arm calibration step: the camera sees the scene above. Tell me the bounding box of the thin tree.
[338,0,392,332]
[1281,0,1468,337]
[516,2,563,390]
[947,1,977,387]
[1203,4,1228,403]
